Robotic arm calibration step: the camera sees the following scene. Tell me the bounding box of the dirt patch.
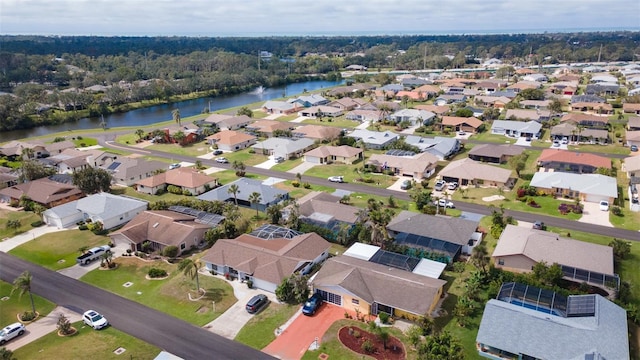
[338,326,405,360]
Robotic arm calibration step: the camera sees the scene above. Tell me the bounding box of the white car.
[215,157,229,163]
[447,182,458,190]
[552,140,560,148]
[169,163,181,170]
[83,310,109,330]
[435,199,455,208]
[434,180,447,191]
[328,176,344,183]
[0,322,26,345]
[599,200,609,211]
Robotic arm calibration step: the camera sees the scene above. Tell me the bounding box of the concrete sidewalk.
[0,225,67,252]
[5,306,82,351]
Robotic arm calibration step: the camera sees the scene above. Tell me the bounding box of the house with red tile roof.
[537,149,611,174]
[135,167,218,195]
[245,119,296,137]
[292,125,341,141]
[623,103,640,115]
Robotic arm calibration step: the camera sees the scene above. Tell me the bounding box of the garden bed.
[338,326,405,360]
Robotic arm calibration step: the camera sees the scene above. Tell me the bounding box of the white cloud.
[1,0,638,36]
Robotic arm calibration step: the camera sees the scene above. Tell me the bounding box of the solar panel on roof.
[106,162,121,171]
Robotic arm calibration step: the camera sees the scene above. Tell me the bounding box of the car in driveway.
[631,145,638,152]
[83,310,109,330]
[245,294,269,314]
[301,293,324,316]
[434,180,446,191]
[169,163,181,170]
[328,176,344,183]
[0,322,25,345]
[215,157,229,163]
[434,198,455,208]
[213,150,223,155]
[532,221,546,230]
[552,140,560,148]
[274,156,285,163]
[400,180,412,190]
[599,200,610,211]
[447,182,458,190]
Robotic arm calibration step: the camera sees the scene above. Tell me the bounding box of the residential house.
[0,167,17,189]
[387,210,483,262]
[537,149,611,174]
[346,129,399,149]
[43,140,76,156]
[43,192,147,229]
[395,90,426,101]
[520,100,550,110]
[571,94,605,104]
[403,135,460,160]
[627,116,640,130]
[400,77,431,88]
[345,109,384,122]
[389,109,435,126]
[626,130,640,148]
[103,158,167,187]
[197,177,288,211]
[261,100,303,115]
[413,104,450,116]
[312,254,446,320]
[135,167,218,196]
[623,103,640,115]
[326,84,375,97]
[570,102,614,115]
[623,155,640,178]
[109,210,214,255]
[202,232,330,292]
[473,80,507,94]
[292,125,341,141]
[529,172,617,204]
[303,145,362,164]
[491,120,542,138]
[345,64,367,71]
[245,120,296,137]
[297,105,343,118]
[474,95,513,108]
[505,109,551,122]
[585,83,619,96]
[379,84,403,93]
[561,113,609,129]
[551,122,609,144]
[439,158,515,188]
[434,94,466,106]
[327,97,367,111]
[506,81,541,93]
[39,148,106,174]
[492,225,618,289]
[548,82,577,96]
[201,113,233,127]
[468,144,523,164]
[205,130,257,152]
[251,137,315,159]
[0,141,47,159]
[366,152,438,180]
[476,283,628,360]
[203,114,253,130]
[440,116,483,133]
[295,191,362,239]
[290,94,329,107]
[0,176,83,208]
[413,84,441,97]
[522,73,548,82]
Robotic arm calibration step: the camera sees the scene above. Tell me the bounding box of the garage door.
[585,194,607,203]
[317,290,342,306]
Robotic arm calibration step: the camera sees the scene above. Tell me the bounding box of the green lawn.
[0,209,41,239]
[0,281,56,325]
[303,164,398,189]
[8,229,111,271]
[72,137,99,147]
[270,157,303,172]
[111,186,189,203]
[12,321,160,360]
[302,117,360,128]
[224,148,269,166]
[568,143,631,156]
[147,140,211,157]
[81,257,236,326]
[235,303,299,349]
[472,132,516,144]
[215,171,268,186]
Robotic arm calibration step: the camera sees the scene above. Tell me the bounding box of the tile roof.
[136,167,216,189]
[538,149,611,169]
[468,144,523,158]
[205,130,256,146]
[293,125,341,140]
[493,225,614,275]
[561,113,609,124]
[0,177,83,205]
[247,119,296,133]
[441,116,483,128]
[313,255,446,316]
[303,145,362,159]
[367,152,438,175]
[439,158,514,183]
[624,155,640,172]
[387,210,479,246]
[413,104,450,115]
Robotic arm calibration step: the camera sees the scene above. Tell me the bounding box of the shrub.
[31,220,44,227]
[20,311,37,321]
[378,312,390,324]
[162,245,179,258]
[78,225,89,230]
[92,229,109,235]
[361,339,374,353]
[517,188,527,199]
[182,189,192,196]
[362,177,375,184]
[303,182,311,189]
[148,268,168,278]
[167,185,182,194]
[612,206,622,216]
[291,180,300,187]
[353,330,361,338]
[527,199,540,208]
[246,279,253,289]
[57,313,73,335]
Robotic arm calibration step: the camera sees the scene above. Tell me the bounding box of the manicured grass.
[12,321,160,360]
[270,157,303,172]
[304,164,398,189]
[72,137,98,147]
[472,132,516,144]
[0,281,56,326]
[115,133,138,145]
[234,303,299,349]
[147,141,211,157]
[224,148,269,166]
[0,209,41,239]
[9,229,111,270]
[214,171,268,186]
[568,143,631,155]
[301,117,360,128]
[111,186,189,203]
[81,257,236,326]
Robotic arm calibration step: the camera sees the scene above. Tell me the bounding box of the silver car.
[0,322,26,345]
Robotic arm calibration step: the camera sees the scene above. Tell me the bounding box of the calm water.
[0,80,344,142]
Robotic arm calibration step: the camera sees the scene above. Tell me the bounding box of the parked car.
[302,293,324,316]
[213,150,223,155]
[447,182,458,190]
[274,156,285,163]
[400,180,412,190]
[532,221,546,230]
[435,198,455,208]
[561,137,569,144]
[0,323,25,345]
[525,136,532,142]
[169,163,181,170]
[434,180,447,191]
[215,157,229,163]
[83,310,109,330]
[328,176,344,183]
[245,294,269,314]
[76,245,111,265]
[599,200,609,211]
[457,131,466,136]
[631,145,638,152]
[552,140,560,148]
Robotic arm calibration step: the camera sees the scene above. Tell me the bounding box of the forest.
[0,31,638,131]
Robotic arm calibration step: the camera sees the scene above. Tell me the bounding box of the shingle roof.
[538,149,611,169]
[491,120,542,134]
[387,210,479,246]
[303,145,362,159]
[468,144,523,158]
[293,125,341,140]
[367,152,438,175]
[0,177,82,205]
[251,138,315,157]
[441,116,483,128]
[297,191,361,224]
[110,210,211,247]
[530,172,618,198]
[624,155,640,172]
[197,178,287,205]
[75,193,147,220]
[136,167,216,189]
[206,130,256,146]
[439,158,514,183]
[313,255,446,316]
[493,225,615,275]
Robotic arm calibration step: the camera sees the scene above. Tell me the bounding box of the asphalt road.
[0,253,273,360]
[98,135,640,242]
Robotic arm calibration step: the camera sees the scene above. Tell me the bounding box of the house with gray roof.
[476,283,628,360]
[550,122,609,144]
[389,109,436,126]
[491,120,542,138]
[505,109,551,122]
[529,172,617,204]
[434,94,466,106]
[571,94,605,104]
[379,84,403,93]
[43,192,147,229]
[297,105,344,118]
[197,178,288,211]
[294,191,362,240]
[261,100,303,115]
[585,83,620,96]
[102,157,168,187]
[387,210,483,262]
[251,137,315,159]
[403,135,460,160]
[290,94,329,107]
[468,144,523,164]
[439,158,515,189]
[346,129,398,149]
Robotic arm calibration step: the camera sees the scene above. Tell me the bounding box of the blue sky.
[2,0,639,36]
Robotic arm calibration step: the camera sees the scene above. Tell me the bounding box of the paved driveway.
[387,176,414,191]
[254,156,279,169]
[262,304,345,360]
[287,161,317,174]
[578,201,613,227]
[5,306,82,351]
[205,290,276,340]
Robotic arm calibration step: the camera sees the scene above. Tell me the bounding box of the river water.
[0,80,344,142]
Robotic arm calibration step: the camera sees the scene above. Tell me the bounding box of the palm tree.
[172,131,186,145]
[248,192,262,218]
[135,129,145,141]
[178,258,202,292]
[100,250,114,268]
[357,140,367,172]
[172,109,181,126]
[12,271,36,315]
[470,243,490,274]
[227,184,240,205]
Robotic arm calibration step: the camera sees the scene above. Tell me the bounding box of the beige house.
[292,125,341,141]
[493,225,618,289]
[246,119,296,137]
[205,130,257,152]
[441,116,483,133]
[135,167,217,195]
[438,158,515,188]
[367,153,438,180]
[303,145,362,164]
[0,177,84,208]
